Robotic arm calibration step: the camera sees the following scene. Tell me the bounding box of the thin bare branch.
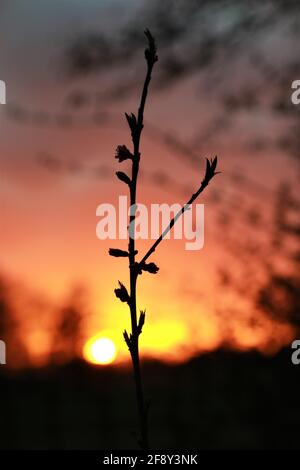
[140,157,220,265]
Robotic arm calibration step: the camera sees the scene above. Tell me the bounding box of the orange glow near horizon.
[3,273,295,369]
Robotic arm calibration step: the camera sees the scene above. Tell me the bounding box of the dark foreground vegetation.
[0,348,298,450]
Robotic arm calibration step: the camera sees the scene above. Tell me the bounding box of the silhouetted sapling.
[109,29,219,450]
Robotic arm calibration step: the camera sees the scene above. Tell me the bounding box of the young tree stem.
[115,31,218,451]
[127,55,155,452]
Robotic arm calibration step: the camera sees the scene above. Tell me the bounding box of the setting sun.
[83,336,117,365]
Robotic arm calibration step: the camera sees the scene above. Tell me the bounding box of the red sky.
[0,0,299,366]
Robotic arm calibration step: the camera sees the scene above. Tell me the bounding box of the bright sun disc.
[83,336,117,365]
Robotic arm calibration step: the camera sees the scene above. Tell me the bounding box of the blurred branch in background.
[50,286,89,364]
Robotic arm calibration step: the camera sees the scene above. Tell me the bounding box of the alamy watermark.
[291,340,300,365]
[96,196,205,250]
[0,80,6,105]
[0,340,6,365]
[291,80,300,105]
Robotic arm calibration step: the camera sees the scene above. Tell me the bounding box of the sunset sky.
[0,0,299,367]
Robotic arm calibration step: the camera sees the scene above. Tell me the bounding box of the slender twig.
[112,29,157,451]
[139,160,219,265]
[126,31,157,452]
[110,30,219,451]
